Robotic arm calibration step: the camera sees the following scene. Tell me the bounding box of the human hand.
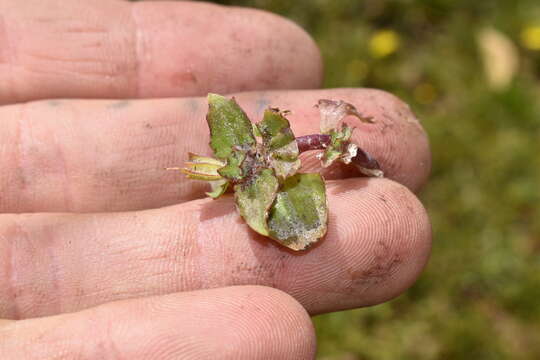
[0,0,432,358]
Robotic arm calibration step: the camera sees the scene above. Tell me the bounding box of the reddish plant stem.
[295,134,381,171]
[296,134,331,152]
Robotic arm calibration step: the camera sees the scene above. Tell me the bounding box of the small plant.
[171,94,383,251]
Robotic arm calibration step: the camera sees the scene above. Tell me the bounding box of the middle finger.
[0,89,431,213]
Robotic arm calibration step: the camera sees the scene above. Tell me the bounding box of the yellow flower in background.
[520,25,540,50]
[369,30,400,58]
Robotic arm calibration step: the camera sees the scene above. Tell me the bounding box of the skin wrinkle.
[69,215,124,307]
[0,229,19,319]
[347,191,405,292]
[173,212,203,292]
[195,203,235,289]
[20,102,76,212]
[0,13,16,101]
[0,104,25,212]
[98,306,125,360]
[17,13,130,80]
[0,0,134,102]
[23,51,110,65]
[200,203,289,290]
[51,127,73,212]
[9,315,74,358]
[90,101,191,211]
[0,219,49,320]
[31,221,63,318]
[22,61,127,80]
[15,103,29,209]
[80,209,197,302]
[141,239,178,296]
[130,2,143,98]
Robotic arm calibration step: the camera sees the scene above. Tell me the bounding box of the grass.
[210,1,540,359]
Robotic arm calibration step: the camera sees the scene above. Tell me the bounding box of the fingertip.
[230,285,317,359]
[256,9,324,89]
[236,88,430,192]
[116,286,317,360]
[228,6,324,90]
[132,1,323,97]
[324,178,432,307]
[348,89,432,192]
[382,180,432,299]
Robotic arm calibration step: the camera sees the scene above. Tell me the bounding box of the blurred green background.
[207,0,540,359]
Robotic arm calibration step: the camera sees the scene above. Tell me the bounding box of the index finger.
[0,0,322,104]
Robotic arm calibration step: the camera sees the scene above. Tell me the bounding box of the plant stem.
[296,134,331,152]
[295,134,382,173]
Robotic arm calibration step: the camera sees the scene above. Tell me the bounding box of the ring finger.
[0,177,431,319]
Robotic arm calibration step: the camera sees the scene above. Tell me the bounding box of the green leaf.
[218,151,247,181]
[258,109,295,151]
[257,108,301,180]
[207,93,256,159]
[206,179,230,199]
[321,124,354,167]
[252,123,262,138]
[234,169,279,236]
[321,148,342,167]
[268,173,327,251]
